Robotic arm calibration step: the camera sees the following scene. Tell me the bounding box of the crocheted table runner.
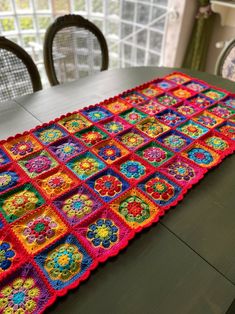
[0,72,235,313]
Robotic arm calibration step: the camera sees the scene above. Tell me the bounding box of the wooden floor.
[0,67,234,314]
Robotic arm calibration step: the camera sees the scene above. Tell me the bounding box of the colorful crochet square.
[157,130,192,152]
[117,128,150,151]
[104,99,131,114]
[0,263,51,314]
[0,72,234,313]
[87,168,129,202]
[12,206,67,254]
[3,135,42,160]
[110,188,160,229]
[0,184,44,223]
[77,208,131,259]
[99,117,130,135]
[136,99,166,116]
[216,121,235,140]
[208,103,235,119]
[193,111,224,129]
[35,234,93,290]
[53,186,104,226]
[120,108,147,124]
[177,120,209,139]
[66,152,106,180]
[18,150,58,178]
[138,172,182,208]
[183,80,208,92]
[48,137,85,161]
[92,139,129,164]
[156,109,186,127]
[155,93,180,107]
[34,125,67,145]
[202,88,227,100]
[153,79,177,90]
[182,143,220,168]
[171,87,194,99]
[0,165,22,194]
[36,169,78,199]
[57,113,92,133]
[76,125,109,146]
[160,155,206,187]
[223,96,235,109]
[81,106,112,122]
[136,141,174,167]
[137,117,170,138]
[121,91,147,106]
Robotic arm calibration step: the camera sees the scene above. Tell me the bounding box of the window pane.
[74,0,86,11]
[0,0,12,12]
[35,0,49,11]
[15,0,31,11]
[148,52,160,65]
[107,21,119,36]
[122,1,135,21]
[38,16,51,29]
[149,31,163,52]
[108,1,119,15]
[92,0,103,13]
[136,29,147,48]
[19,16,34,30]
[22,35,36,46]
[137,49,145,64]
[0,18,15,32]
[137,3,150,25]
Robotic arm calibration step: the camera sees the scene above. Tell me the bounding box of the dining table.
[0,66,234,314]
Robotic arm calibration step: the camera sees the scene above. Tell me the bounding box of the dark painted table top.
[0,67,234,314]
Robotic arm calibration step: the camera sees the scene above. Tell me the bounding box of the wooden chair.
[215,38,235,82]
[0,36,42,102]
[43,14,109,86]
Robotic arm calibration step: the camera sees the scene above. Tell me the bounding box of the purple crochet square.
[49,136,85,161]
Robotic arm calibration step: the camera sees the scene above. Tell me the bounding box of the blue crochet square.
[157,130,192,152]
[34,234,93,290]
[155,109,186,127]
[81,107,113,122]
[0,149,10,166]
[34,124,68,145]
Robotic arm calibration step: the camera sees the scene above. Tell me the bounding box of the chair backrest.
[215,38,235,82]
[0,37,42,102]
[43,14,109,86]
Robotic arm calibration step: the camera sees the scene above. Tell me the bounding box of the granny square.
[177,120,209,139]
[57,113,92,133]
[34,125,67,145]
[156,108,186,127]
[157,130,192,152]
[76,125,109,146]
[117,128,150,151]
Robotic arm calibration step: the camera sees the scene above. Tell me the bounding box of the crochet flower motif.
[139,100,165,115]
[158,111,183,126]
[179,122,207,139]
[143,147,167,163]
[39,128,63,144]
[98,144,121,161]
[156,94,178,106]
[205,136,228,151]
[121,132,144,149]
[41,173,73,197]
[73,157,100,177]
[123,93,145,105]
[25,155,51,174]
[140,87,161,97]
[2,190,39,220]
[167,161,195,181]
[185,82,205,92]
[54,142,81,160]
[122,109,146,124]
[62,194,93,218]
[62,116,90,132]
[45,243,82,281]
[81,130,103,146]
[10,140,34,156]
[204,90,225,100]
[163,135,186,150]
[188,148,213,165]
[0,242,15,272]
[196,115,218,127]
[138,119,167,138]
[23,215,57,245]
[172,88,192,99]
[145,177,174,201]
[104,121,124,134]
[94,175,122,197]
[87,219,118,249]
[0,171,19,192]
[0,277,40,313]
[119,195,150,224]
[87,109,109,122]
[189,96,211,108]
[210,105,232,119]
[219,125,235,140]
[176,105,196,116]
[107,101,129,114]
[120,161,145,179]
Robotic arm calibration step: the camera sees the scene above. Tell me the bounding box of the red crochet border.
[0,72,235,314]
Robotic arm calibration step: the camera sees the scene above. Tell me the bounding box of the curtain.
[182,0,215,71]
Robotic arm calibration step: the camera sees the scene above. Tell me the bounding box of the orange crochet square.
[36,168,78,199]
[105,99,131,114]
[12,206,67,254]
[137,117,170,138]
[58,113,92,133]
[110,188,160,229]
[3,135,42,160]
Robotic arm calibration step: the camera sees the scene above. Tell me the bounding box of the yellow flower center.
[58,254,70,266]
[96,226,109,238]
